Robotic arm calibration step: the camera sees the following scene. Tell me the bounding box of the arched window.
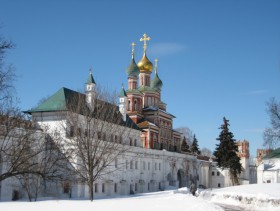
[134,99,137,111]
[128,100,131,111]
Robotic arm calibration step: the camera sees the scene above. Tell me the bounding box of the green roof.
[126,89,142,94]
[138,86,156,93]
[119,86,127,97]
[264,148,280,159]
[87,72,96,84]
[126,57,140,77]
[25,87,140,130]
[151,73,163,90]
[26,87,78,113]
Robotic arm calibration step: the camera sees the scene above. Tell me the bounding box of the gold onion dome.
[137,52,153,73]
[137,33,153,73]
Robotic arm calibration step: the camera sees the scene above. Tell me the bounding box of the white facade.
[257,159,280,184]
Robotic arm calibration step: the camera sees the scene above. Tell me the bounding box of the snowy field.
[0,184,280,211]
[199,183,280,210]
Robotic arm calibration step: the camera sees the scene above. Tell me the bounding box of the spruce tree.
[181,136,190,153]
[191,134,201,155]
[213,117,242,185]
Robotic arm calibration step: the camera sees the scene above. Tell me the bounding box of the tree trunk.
[88,180,94,201]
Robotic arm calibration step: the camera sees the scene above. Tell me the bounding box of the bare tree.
[55,87,135,201]
[175,127,193,146]
[0,108,72,198]
[0,34,15,105]
[263,98,280,149]
[200,147,212,157]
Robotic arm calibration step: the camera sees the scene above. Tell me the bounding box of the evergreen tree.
[213,117,242,185]
[181,136,190,153]
[191,134,200,155]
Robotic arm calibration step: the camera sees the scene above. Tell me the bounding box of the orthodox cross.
[131,42,136,57]
[89,67,93,75]
[154,58,158,74]
[140,33,151,52]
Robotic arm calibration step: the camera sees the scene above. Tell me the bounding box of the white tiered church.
[0,34,251,200]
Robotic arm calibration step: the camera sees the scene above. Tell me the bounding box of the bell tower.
[86,68,96,107]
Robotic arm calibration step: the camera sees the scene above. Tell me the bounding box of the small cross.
[140,33,151,51]
[155,58,158,73]
[131,42,136,53]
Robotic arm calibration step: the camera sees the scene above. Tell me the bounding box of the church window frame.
[128,100,131,111]
[102,183,105,193]
[134,99,137,111]
[114,183,118,193]
[115,159,118,168]
[95,183,98,193]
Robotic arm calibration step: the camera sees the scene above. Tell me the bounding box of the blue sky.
[1,0,280,157]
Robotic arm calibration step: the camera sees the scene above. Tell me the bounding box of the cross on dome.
[140,33,151,52]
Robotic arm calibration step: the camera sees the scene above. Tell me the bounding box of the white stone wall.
[74,148,198,198]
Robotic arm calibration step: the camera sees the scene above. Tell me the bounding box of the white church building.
[0,34,252,200]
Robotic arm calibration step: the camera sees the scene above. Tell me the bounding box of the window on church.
[63,181,70,193]
[134,139,137,146]
[212,171,215,176]
[102,183,105,193]
[217,172,220,176]
[130,160,133,169]
[126,160,128,169]
[155,163,157,170]
[69,126,74,137]
[143,161,146,170]
[128,100,131,111]
[130,138,133,146]
[134,100,137,110]
[159,163,161,171]
[135,161,138,169]
[114,183,118,193]
[95,183,98,193]
[218,183,221,188]
[115,159,118,168]
[135,183,138,192]
[148,162,150,170]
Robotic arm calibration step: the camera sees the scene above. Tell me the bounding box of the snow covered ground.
[0,184,279,211]
[199,183,280,210]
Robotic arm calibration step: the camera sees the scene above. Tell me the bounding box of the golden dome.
[137,52,153,73]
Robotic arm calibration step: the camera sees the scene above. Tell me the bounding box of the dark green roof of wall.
[264,148,280,159]
[26,87,78,113]
[25,87,140,130]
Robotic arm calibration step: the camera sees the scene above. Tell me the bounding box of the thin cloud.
[148,42,186,57]
[243,90,268,95]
